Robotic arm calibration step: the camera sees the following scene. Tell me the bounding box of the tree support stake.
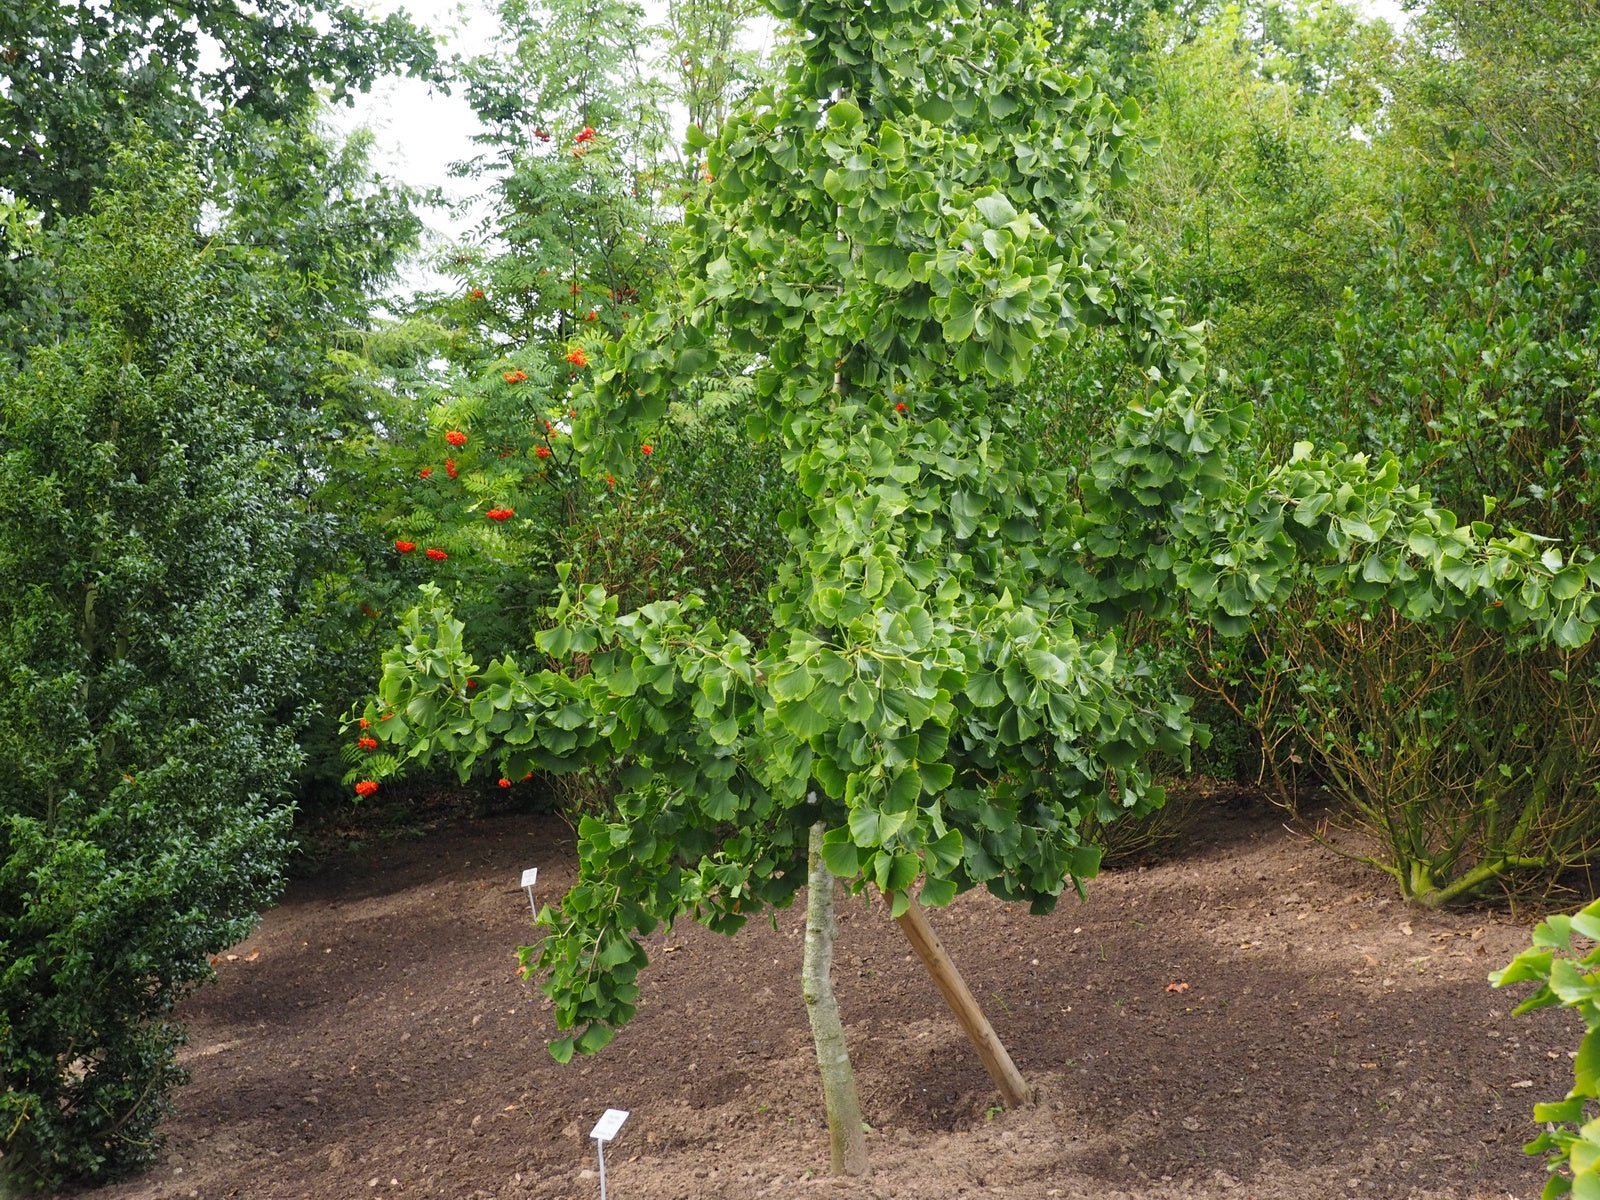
[894,897,1031,1109]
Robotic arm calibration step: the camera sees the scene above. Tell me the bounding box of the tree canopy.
[0,1,438,222]
[366,0,1600,1065]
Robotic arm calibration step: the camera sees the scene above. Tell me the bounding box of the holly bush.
[0,153,299,1189]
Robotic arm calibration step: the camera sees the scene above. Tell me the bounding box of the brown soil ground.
[79,795,1578,1200]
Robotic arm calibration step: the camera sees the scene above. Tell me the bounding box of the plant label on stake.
[590,1108,629,1200]
[520,867,538,917]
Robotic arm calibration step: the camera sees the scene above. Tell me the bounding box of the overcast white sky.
[336,0,1413,278]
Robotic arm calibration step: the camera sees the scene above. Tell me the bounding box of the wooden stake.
[894,897,1031,1108]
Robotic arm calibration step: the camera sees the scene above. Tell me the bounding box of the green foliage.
[204,118,432,803]
[362,0,1600,1062]
[0,0,438,226]
[1392,0,1600,258]
[463,0,673,175]
[373,0,1205,1056]
[1492,897,1600,1199]
[0,1,439,807]
[1075,0,1600,910]
[0,154,299,1190]
[443,114,670,357]
[339,0,782,809]
[658,0,770,140]
[1018,0,1400,799]
[1113,0,1393,373]
[1023,0,1195,82]
[1276,205,1600,542]
[1196,0,1600,902]
[563,392,793,636]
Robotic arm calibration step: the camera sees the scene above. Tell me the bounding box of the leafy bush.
[1274,208,1600,537]
[208,120,429,806]
[1138,0,1600,901]
[563,390,792,639]
[1221,180,1600,901]
[1221,598,1600,904]
[1040,0,1396,801]
[338,9,784,811]
[0,156,298,1190]
[1492,897,1600,1199]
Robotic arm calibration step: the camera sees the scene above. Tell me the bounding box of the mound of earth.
[78,797,1573,1200]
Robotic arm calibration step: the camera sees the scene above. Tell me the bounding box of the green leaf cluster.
[1493,899,1600,1199]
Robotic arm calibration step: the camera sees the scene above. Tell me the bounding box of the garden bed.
[80,796,1572,1200]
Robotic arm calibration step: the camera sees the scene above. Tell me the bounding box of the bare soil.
[80,796,1576,1200]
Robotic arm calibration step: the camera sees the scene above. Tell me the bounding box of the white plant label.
[520,867,538,890]
[590,1108,629,1143]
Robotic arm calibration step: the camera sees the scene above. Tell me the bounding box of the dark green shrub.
[1224,597,1600,905]
[1278,210,1600,540]
[0,156,299,1189]
[1228,184,1600,903]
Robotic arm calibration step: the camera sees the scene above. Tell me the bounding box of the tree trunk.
[803,820,869,1176]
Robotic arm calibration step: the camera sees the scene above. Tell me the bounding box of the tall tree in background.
[1112,1,1393,376]
[660,0,769,148]
[0,1,438,224]
[1394,0,1600,253]
[1,4,447,798]
[461,0,671,193]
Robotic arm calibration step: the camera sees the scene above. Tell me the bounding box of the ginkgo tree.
[362,0,1600,1175]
